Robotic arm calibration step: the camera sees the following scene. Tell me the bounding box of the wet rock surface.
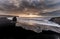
[0,17,60,39]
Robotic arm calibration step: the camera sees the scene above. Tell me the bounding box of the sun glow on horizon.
[19,13,41,17]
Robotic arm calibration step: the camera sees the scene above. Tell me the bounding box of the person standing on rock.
[12,16,17,26]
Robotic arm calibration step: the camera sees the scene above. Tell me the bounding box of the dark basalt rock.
[0,17,59,39]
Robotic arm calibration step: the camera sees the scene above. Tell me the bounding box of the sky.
[0,0,60,17]
[0,0,60,10]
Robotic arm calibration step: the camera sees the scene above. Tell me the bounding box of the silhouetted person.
[13,17,17,22]
[12,16,17,26]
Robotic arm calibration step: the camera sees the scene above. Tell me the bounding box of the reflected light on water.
[28,20,34,25]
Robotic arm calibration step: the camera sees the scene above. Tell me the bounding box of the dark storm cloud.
[0,0,41,11]
[0,0,60,13]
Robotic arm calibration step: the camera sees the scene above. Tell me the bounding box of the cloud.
[0,0,60,14]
